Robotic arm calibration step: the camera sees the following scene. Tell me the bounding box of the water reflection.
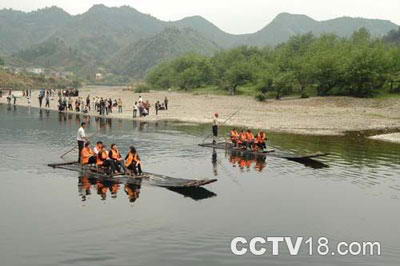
[212,148,218,176]
[125,179,142,203]
[167,187,217,201]
[78,175,216,203]
[78,175,142,203]
[227,151,268,172]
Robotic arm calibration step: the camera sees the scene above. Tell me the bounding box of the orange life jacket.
[110,148,122,160]
[246,132,255,141]
[81,147,94,164]
[239,132,247,143]
[111,184,120,194]
[230,130,239,141]
[256,132,266,144]
[96,149,109,166]
[246,160,253,168]
[125,152,141,167]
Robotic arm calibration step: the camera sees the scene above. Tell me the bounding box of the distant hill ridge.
[0,4,398,77]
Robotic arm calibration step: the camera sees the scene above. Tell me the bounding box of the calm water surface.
[0,104,400,266]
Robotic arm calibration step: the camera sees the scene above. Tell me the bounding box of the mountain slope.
[0,6,398,79]
[172,16,243,48]
[0,7,72,54]
[109,27,221,77]
[245,13,399,46]
[15,38,91,71]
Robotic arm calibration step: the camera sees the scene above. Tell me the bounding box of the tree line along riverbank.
[144,28,400,100]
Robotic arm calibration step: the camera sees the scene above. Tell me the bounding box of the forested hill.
[108,27,221,78]
[244,13,398,46]
[0,5,398,79]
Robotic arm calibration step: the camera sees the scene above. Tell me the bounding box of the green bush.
[255,93,267,102]
[301,92,310,98]
[135,84,151,93]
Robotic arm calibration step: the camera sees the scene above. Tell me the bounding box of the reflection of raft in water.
[48,162,217,188]
[200,142,329,169]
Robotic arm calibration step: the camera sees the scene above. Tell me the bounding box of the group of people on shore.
[132,95,168,117]
[94,97,123,115]
[57,95,123,115]
[56,94,169,118]
[4,88,170,120]
[77,122,143,176]
[229,128,267,151]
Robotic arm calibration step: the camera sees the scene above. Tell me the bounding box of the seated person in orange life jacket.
[230,128,239,146]
[96,143,118,174]
[230,129,267,151]
[81,142,97,165]
[125,146,143,176]
[255,131,267,151]
[245,129,255,149]
[93,141,103,155]
[109,144,128,174]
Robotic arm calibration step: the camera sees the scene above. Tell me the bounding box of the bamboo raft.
[199,142,329,168]
[48,161,217,188]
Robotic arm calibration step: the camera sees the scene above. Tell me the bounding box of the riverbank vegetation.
[145,28,400,99]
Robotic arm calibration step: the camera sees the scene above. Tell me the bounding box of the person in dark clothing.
[38,95,43,108]
[86,96,91,111]
[164,97,168,110]
[155,101,160,115]
[212,113,219,144]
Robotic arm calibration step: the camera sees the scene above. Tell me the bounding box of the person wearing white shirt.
[133,101,138,118]
[77,122,88,162]
[93,141,102,155]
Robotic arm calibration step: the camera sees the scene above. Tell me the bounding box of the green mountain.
[0,6,72,54]
[109,27,221,78]
[172,16,242,48]
[0,5,398,79]
[245,13,399,46]
[15,38,90,71]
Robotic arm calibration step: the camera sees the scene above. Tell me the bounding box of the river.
[0,104,399,266]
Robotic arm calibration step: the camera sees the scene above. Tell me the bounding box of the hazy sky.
[1,0,399,34]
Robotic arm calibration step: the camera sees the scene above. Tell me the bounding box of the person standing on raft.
[77,122,88,163]
[212,113,219,145]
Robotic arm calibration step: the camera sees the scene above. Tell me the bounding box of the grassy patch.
[375,92,400,99]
